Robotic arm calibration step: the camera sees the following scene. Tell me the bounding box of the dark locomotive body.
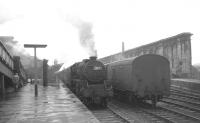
[106,54,170,106]
[59,56,113,106]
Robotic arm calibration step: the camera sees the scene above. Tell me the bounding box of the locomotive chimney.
[90,50,97,60]
[122,42,125,53]
[89,56,97,60]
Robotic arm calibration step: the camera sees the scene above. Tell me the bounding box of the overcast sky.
[0,0,200,67]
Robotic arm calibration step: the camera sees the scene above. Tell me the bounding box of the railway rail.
[139,100,200,123]
[169,91,200,101]
[170,86,200,99]
[167,86,200,111]
[170,91,200,101]
[90,106,131,123]
[141,104,200,123]
[91,99,200,123]
[157,102,200,122]
[108,101,167,123]
[110,100,186,123]
[162,96,200,111]
[155,87,200,122]
[89,85,200,123]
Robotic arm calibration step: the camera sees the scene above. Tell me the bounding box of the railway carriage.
[106,54,171,106]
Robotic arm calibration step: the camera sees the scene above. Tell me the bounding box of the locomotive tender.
[106,54,171,106]
[58,56,113,107]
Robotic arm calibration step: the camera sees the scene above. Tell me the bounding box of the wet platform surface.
[0,83,100,123]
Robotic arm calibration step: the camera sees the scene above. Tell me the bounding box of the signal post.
[24,44,47,96]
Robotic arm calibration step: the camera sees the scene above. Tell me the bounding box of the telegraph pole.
[24,44,47,96]
[43,59,48,86]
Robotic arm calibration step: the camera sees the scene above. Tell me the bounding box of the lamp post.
[24,44,47,96]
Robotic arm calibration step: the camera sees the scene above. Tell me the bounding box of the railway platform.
[171,78,200,93]
[0,82,100,123]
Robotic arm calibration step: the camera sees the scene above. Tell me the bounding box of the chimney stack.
[122,42,125,53]
[89,56,97,60]
[95,50,98,57]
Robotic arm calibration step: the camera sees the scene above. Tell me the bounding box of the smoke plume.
[67,17,96,56]
[0,5,15,24]
[0,36,42,69]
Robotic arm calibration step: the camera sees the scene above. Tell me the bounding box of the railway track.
[141,104,200,123]
[171,85,200,93]
[156,88,200,122]
[167,94,200,105]
[139,98,200,123]
[90,106,131,123]
[171,90,200,100]
[90,85,200,123]
[170,86,200,100]
[166,86,200,112]
[108,101,167,123]
[157,101,200,122]
[171,91,200,101]
[90,101,161,123]
[110,100,200,123]
[162,95,200,110]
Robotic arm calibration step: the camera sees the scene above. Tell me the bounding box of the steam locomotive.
[58,56,113,107]
[106,54,171,106]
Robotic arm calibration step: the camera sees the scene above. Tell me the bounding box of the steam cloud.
[0,18,9,24]
[0,13,11,24]
[0,6,15,24]
[1,36,26,56]
[0,36,41,69]
[67,17,96,56]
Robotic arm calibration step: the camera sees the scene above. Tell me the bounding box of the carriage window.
[11,61,14,69]
[0,46,2,57]
[2,50,6,60]
[8,57,10,66]
[9,58,12,68]
[5,53,8,64]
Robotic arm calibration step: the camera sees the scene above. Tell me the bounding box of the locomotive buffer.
[24,44,47,96]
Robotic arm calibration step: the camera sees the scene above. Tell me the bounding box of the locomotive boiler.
[59,56,113,107]
[106,54,171,106]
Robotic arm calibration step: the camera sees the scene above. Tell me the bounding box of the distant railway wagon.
[106,54,171,106]
[58,56,113,107]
